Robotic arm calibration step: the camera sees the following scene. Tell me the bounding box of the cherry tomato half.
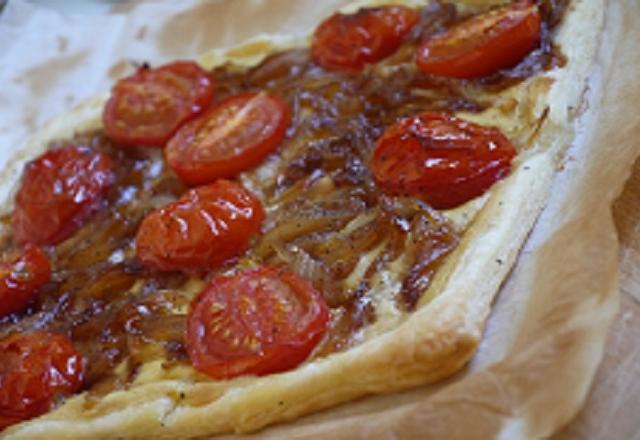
[135,180,265,272]
[186,266,329,379]
[371,112,517,209]
[416,1,541,79]
[0,244,51,318]
[103,61,214,147]
[12,146,115,245]
[311,5,419,72]
[165,92,290,186]
[0,332,84,431]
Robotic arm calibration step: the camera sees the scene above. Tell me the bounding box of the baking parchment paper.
[1,0,638,438]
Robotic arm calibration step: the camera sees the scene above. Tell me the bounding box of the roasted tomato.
[186,267,329,379]
[103,61,214,147]
[12,146,115,245]
[0,244,51,318]
[136,180,265,272]
[416,1,541,79]
[371,112,517,209]
[165,92,290,186]
[311,5,419,72]
[0,332,84,431]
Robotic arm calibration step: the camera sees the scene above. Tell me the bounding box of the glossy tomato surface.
[165,92,290,186]
[311,5,419,72]
[135,180,265,272]
[186,267,329,379]
[0,244,51,318]
[371,112,517,209]
[416,1,541,79]
[12,146,115,245]
[0,332,84,431]
[103,61,214,147]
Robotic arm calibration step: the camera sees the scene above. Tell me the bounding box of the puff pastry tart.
[0,0,603,438]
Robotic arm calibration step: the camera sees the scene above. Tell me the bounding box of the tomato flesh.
[165,92,290,186]
[0,244,51,318]
[12,146,115,245]
[0,332,84,431]
[371,112,517,209]
[135,180,265,272]
[103,61,214,147]
[186,267,329,379]
[311,6,419,72]
[416,1,541,79]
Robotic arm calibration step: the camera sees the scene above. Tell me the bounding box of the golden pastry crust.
[0,0,604,438]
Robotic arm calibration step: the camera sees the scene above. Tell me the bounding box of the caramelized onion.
[272,244,347,307]
[399,216,458,310]
[254,192,366,259]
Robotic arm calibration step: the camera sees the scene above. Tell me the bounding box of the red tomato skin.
[12,146,115,246]
[135,180,265,272]
[0,332,84,431]
[165,92,291,186]
[0,244,51,318]
[416,1,541,79]
[186,267,330,379]
[311,6,419,72]
[371,112,517,209]
[103,61,214,147]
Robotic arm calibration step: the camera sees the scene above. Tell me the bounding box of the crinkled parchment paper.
[1,0,639,438]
